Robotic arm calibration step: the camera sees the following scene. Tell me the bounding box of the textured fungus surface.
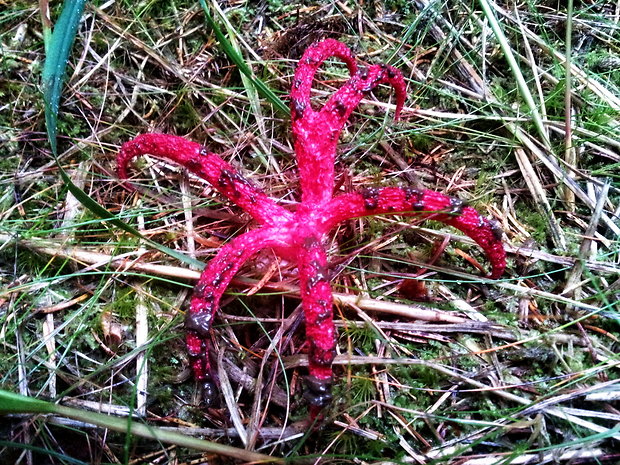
[117,39,506,419]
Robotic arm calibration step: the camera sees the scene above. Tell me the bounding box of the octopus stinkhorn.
[117,39,506,418]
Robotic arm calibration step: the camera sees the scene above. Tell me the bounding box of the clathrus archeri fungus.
[118,39,506,419]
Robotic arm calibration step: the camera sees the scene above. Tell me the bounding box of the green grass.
[1,0,619,463]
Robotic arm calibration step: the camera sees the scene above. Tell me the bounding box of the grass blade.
[41,0,202,269]
[0,390,282,463]
[199,0,289,116]
[477,0,551,148]
[41,0,87,155]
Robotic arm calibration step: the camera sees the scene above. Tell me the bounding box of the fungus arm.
[296,235,337,417]
[184,226,289,403]
[117,133,293,226]
[323,187,506,279]
[290,41,406,205]
[289,39,358,115]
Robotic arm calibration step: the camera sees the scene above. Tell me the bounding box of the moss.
[514,206,550,245]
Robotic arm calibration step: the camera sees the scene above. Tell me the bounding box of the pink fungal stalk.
[117,39,506,418]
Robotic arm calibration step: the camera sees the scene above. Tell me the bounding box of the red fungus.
[117,39,506,418]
